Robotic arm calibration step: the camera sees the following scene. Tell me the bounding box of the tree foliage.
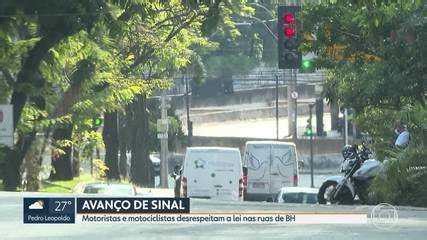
[302,0,425,110]
[0,0,249,189]
[302,0,426,206]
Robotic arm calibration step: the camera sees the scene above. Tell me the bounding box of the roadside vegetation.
[302,0,426,206]
[0,1,252,191]
[40,174,96,193]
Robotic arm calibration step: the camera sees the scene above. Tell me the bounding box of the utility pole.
[275,75,279,140]
[159,92,169,188]
[309,103,315,188]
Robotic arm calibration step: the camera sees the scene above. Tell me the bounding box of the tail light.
[180,176,187,197]
[293,174,298,186]
[242,167,248,198]
[239,177,244,199]
[243,175,248,188]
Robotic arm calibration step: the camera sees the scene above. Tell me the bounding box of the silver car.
[276,187,318,204]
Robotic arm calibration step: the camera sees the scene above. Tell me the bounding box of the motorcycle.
[318,143,383,204]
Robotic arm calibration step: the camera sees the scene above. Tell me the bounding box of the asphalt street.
[1,191,426,240]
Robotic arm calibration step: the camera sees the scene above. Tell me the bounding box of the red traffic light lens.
[284,27,296,38]
[283,13,295,24]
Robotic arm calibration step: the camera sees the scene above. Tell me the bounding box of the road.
[1,191,426,239]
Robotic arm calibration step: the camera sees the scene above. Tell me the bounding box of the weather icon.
[28,200,44,210]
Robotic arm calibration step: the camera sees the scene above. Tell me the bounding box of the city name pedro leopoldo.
[80,198,187,213]
[27,214,72,222]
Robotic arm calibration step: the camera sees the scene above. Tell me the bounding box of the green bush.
[370,147,427,207]
[364,104,427,207]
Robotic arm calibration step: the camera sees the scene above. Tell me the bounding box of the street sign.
[0,104,13,147]
[157,132,168,139]
[290,91,299,100]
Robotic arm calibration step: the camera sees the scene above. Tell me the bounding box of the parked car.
[243,141,299,201]
[276,187,318,204]
[180,147,244,201]
[117,152,161,178]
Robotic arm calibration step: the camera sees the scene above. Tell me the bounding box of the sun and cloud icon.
[28,200,44,210]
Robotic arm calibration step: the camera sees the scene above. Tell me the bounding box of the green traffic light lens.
[302,60,312,69]
[93,118,103,127]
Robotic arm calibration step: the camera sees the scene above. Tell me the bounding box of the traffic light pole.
[278,5,300,140]
[287,69,297,140]
[293,69,298,139]
[309,103,314,188]
[275,75,279,140]
[344,108,348,146]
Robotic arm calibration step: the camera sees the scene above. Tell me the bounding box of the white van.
[180,147,243,201]
[243,141,299,201]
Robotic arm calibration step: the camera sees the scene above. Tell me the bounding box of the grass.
[40,174,99,193]
[0,174,126,193]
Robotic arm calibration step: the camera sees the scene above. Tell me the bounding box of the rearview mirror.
[173,165,181,175]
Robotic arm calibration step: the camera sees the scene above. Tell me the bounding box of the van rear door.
[208,150,241,201]
[270,144,296,194]
[184,150,211,198]
[185,149,242,201]
[245,144,270,195]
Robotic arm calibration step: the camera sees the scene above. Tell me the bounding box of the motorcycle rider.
[171,165,182,197]
[394,121,410,148]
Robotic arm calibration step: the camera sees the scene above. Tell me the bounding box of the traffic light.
[278,6,301,69]
[300,58,315,73]
[93,117,103,128]
[304,119,313,137]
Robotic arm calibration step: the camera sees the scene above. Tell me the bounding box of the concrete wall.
[172,84,315,109]
[188,103,326,124]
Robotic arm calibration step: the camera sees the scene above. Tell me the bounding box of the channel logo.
[23,198,75,224]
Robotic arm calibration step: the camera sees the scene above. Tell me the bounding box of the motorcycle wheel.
[318,180,353,204]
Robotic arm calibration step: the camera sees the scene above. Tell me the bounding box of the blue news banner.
[23,198,190,224]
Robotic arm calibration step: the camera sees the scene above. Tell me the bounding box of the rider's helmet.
[340,145,357,172]
[342,145,357,160]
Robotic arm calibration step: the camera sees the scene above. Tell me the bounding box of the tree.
[0,0,250,190]
[301,0,425,111]
[302,0,426,206]
[0,0,107,190]
[103,0,249,187]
